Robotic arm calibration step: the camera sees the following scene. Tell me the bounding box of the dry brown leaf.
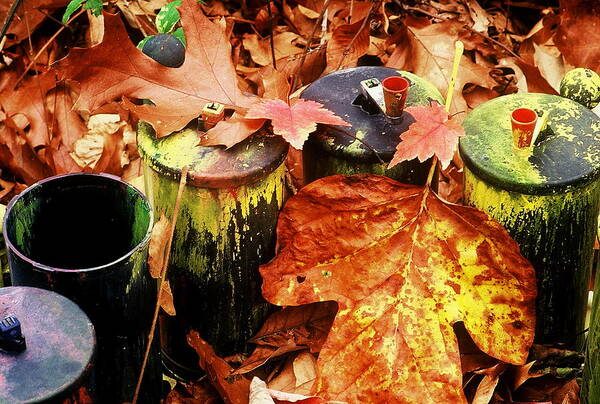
[160,279,176,316]
[387,20,496,114]
[269,352,318,396]
[188,330,251,404]
[201,113,265,149]
[234,302,336,376]
[472,363,508,404]
[243,32,304,67]
[56,0,256,137]
[0,0,69,46]
[556,0,600,73]
[325,18,370,72]
[148,214,171,278]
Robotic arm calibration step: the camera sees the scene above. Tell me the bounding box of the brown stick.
[289,0,331,93]
[0,0,23,44]
[335,0,379,70]
[14,9,85,88]
[132,166,189,404]
[266,0,277,70]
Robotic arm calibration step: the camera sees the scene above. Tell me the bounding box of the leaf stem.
[425,156,438,189]
[14,9,85,88]
[132,166,189,404]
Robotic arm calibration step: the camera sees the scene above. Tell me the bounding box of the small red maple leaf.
[245,99,350,149]
[389,102,465,169]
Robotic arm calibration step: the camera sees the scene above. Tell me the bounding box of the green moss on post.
[138,122,289,379]
[301,67,444,185]
[460,92,600,349]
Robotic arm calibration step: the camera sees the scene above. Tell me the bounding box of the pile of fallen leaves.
[1,0,599,403]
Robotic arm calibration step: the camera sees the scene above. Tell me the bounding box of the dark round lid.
[459,92,600,195]
[300,67,444,163]
[137,122,289,189]
[0,287,95,403]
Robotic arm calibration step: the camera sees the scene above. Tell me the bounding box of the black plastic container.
[3,173,161,404]
[300,66,444,184]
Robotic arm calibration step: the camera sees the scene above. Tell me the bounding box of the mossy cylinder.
[137,123,288,380]
[300,66,444,184]
[459,93,600,351]
[3,173,160,404]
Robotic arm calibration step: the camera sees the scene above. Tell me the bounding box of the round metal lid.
[137,122,289,189]
[0,287,95,403]
[300,66,444,163]
[459,92,600,195]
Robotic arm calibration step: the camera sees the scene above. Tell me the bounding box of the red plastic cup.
[382,76,410,117]
[511,108,538,149]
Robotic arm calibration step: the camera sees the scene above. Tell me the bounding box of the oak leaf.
[389,102,465,170]
[56,0,255,137]
[260,175,536,403]
[245,99,350,149]
[387,20,496,114]
[555,0,600,73]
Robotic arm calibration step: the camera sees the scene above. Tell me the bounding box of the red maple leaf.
[389,102,465,169]
[245,99,350,149]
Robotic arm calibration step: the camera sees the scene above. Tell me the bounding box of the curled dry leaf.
[389,103,465,170]
[187,330,251,404]
[234,302,336,375]
[250,377,323,404]
[268,352,318,397]
[245,99,350,150]
[387,20,496,114]
[56,0,255,137]
[148,214,171,278]
[471,363,509,404]
[160,280,176,316]
[260,175,536,403]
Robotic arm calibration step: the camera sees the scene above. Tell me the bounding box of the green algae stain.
[464,167,600,347]
[460,92,600,194]
[397,70,444,105]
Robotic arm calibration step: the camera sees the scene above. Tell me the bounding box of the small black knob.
[0,315,26,353]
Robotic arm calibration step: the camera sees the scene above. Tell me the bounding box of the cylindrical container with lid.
[3,173,161,404]
[459,92,600,349]
[137,122,288,380]
[0,286,96,403]
[300,66,444,184]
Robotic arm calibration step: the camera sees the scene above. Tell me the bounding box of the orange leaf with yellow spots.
[260,175,536,404]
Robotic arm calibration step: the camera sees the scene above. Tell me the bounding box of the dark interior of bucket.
[5,175,151,270]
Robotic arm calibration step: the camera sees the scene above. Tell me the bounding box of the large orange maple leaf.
[55,0,254,137]
[260,175,536,403]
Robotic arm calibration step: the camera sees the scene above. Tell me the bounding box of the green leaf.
[172,27,186,46]
[62,0,85,23]
[62,0,102,23]
[137,35,154,50]
[155,0,182,34]
[84,0,103,16]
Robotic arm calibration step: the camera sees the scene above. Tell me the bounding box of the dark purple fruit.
[142,33,185,68]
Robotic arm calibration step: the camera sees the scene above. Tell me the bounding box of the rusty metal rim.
[3,173,153,274]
